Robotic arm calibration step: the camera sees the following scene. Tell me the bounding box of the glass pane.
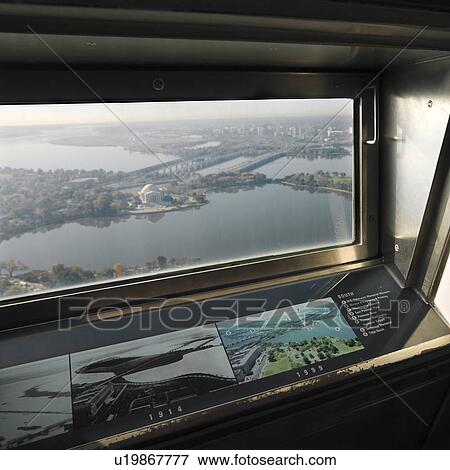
[0,99,354,299]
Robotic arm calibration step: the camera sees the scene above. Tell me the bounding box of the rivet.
[152,78,165,91]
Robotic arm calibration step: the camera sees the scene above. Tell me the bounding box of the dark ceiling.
[0,0,448,69]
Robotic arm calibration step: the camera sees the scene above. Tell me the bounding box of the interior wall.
[380,58,450,281]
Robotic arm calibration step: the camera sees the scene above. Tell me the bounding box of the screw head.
[152,77,165,91]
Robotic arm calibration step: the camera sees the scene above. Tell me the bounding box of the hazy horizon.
[0,98,353,127]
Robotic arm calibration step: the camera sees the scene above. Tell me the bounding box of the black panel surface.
[0,265,448,449]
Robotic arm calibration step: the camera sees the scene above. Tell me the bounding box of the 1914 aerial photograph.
[217,298,364,383]
[70,326,237,428]
[0,356,72,449]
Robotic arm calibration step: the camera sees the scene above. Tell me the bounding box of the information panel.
[0,266,446,449]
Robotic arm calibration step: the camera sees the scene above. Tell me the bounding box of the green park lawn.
[261,355,292,378]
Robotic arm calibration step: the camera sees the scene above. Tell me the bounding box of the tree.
[95,267,115,281]
[0,259,28,278]
[268,349,278,362]
[92,193,113,215]
[51,263,69,285]
[51,263,95,286]
[0,277,12,295]
[113,263,125,278]
[155,256,168,268]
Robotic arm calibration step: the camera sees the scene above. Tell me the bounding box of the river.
[0,141,173,171]
[0,184,353,271]
[0,138,353,273]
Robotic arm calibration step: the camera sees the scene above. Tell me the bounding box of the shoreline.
[128,202,207,215]
[280,181,352,195]
[0,181,350,241]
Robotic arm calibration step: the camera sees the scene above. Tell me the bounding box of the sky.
[71,324,220,369]
[0,98,353,126]
[0,355,69,385]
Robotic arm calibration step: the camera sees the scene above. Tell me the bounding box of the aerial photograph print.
[0,355,72,449]
[217,298,364,383]
[70,326,237,427]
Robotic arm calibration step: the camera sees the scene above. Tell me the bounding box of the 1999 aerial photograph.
[217,298,364,383]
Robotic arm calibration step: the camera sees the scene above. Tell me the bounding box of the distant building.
[73,382,114,426]
[231,345,262,381]
[139,184,165,206]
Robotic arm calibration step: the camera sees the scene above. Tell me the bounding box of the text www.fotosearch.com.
[114,453,337,467]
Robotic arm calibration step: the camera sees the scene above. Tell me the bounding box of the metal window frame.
[406,117,450,303]
[0,70,379,329]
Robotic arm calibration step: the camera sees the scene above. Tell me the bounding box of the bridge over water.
[125,150,286,178]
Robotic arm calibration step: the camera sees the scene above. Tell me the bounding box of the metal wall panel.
[435,253,450,323]
[380,58,450,281]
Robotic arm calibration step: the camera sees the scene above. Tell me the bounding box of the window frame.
[0,70,379,329]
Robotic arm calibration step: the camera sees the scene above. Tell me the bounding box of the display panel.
[1,266,446,449]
